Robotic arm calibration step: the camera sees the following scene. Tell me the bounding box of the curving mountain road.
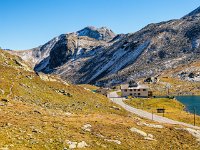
[108,91,200,130]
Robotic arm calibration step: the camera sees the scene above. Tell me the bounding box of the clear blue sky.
[0,0,199,50]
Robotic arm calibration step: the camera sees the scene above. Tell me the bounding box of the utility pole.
[166,83,170,96]
[163,107,165,117]
[194,107,196,126]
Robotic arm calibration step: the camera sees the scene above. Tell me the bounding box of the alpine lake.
[176,96,200,115]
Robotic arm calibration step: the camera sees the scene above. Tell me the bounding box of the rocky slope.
[143,59,200,96]
[12,7,200,86]
[1,49,200,149]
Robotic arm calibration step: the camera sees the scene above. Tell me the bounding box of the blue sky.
[0,0,199,50]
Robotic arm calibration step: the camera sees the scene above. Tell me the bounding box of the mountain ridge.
[183,6,200,18]
[11,6,200,86]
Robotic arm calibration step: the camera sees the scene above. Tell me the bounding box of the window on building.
[138,89,140,91]
[130,89,132,92]
[143,89,147,91]
[138,93,141,96]
[124,89,127,92]
[134,89,136,91]
[130,93,133,96]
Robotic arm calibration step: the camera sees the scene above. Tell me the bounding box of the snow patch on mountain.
[108,40,150,74]
[34,57,50,72]
[192,38,200,49]
[86,40,150,83]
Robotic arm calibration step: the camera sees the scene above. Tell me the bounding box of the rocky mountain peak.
[76,26,115,41]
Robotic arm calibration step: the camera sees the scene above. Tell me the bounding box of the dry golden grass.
[0,99,199,150]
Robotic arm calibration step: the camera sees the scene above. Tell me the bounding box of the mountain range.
[12,6,200,86]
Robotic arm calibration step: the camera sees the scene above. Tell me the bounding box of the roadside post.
[163,107,165,117]
[194,107,196,126]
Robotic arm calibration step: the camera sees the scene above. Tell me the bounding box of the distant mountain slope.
[12,7,200,86]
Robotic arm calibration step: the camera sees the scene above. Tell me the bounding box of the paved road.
[108,91,200,130]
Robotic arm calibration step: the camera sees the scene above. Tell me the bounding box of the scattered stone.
[32,128,42,134]
[63,93,72,97]
[65,112,72,116]
[0,147,9,150]
[137,122,164,129]
[6,123,12,127]
[0,89,5,94]
[66,140,77,149]
[77,141,88,148]
[110,106,121,110]
[55,89,72,97]
[144,136,155,141]
[95,104,101,108]
[82,124,92,132]
[104,139,121,145]
[65,140,88,149]
[30,139,38,144]
[1,99,9,103]
[0,102,5,106]
[130,127,155,140]
[184,128,200,141]
[130,127,147,137]
[96,133,105,138]
[26,75,33,79]
[33,110,41,114]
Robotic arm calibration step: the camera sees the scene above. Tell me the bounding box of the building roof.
[121,84,148,89]
[120,84,129,89]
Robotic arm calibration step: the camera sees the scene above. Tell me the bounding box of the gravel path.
[108,91,200,130]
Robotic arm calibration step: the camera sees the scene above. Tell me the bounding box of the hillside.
[140,60,200,96]
[1,50,200,149]
[11,6,200,87]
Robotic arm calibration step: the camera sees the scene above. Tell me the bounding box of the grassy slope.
[0,49,200,149]
[125,98,200,126]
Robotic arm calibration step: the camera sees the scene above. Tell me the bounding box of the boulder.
[77,141,88,148]
[130,127,155,140]
[130,127,147,137]
[104,139,121,145]
[185,128,200,141]
[137,122,164,129]
[66,140,77,149]
[0,89,5,94]
[82,124,92,132]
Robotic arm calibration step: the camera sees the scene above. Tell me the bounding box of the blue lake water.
[176,96,200,115]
